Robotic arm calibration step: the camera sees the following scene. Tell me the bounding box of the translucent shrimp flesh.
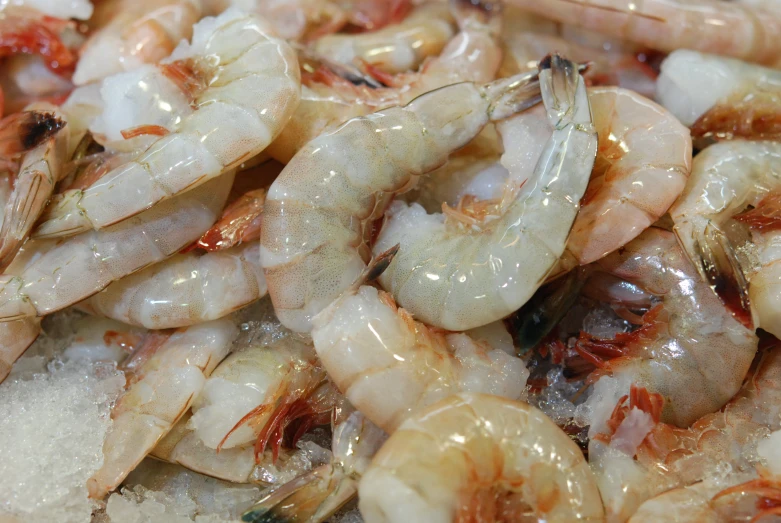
[33,9,301,239]
[359,392,605,523]
[260,66,543,333]
[373,55,597,331]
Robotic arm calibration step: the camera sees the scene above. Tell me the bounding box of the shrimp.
[0,55,74,114]
[0,171,232,322]
[358,392,605,522]
[86,318,238,499]
[0,6,79,74]
[73,0,203,86]
[657,49,781,144]
[243,409,387,523]
[77,241,265,329]
[669,140,781,337]
[575,228,757,433]
[0,318,40,384]
[312,257,528,433]
[0,104,68,271]
[5,0,93,20]
[260,63,543,333]
[311,2,455,74]
[0,108,64,160]
[32,9,301,239]
[373,55,597,331]
[267,0,504,164]
[505,0,781,66]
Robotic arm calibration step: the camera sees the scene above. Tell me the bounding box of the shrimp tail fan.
[241,464,357,523]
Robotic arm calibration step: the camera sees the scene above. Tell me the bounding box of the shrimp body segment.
[87,318,238,499]
[505,0,781,66]
[358,393,605,523]
[79,241,266,329]
[373,56,597,331]
[260,68,543,333]
[0,172,232,321]
[312,284,528,433]
[33,9,301,239]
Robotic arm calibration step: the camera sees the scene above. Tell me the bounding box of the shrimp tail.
[0,111,64,158]
[350,243,400,292]
[241,464,357,523]
[690,221,754,329]
[484,68,542,121]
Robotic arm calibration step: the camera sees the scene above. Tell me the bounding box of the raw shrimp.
[73,0,203,86]
[505,0,781,66]
[0,171,232,321]
[0,55,73,114]
[657,49,781,142]
[0,108,63,160]
[373,55,597,331]
[260,64,543,333]
[0,6,79,73]
[87,318,238,499]
[33,9,301,239]
[5,0,93,20]
[243,409,387,523]
[669,140,781,337]
[311,2,455,74]
[78,241,266,329]
[576,228,757,432]
[312,263,528,433]
[267,0,504,164]
[0,318,40,384]
[359,392,605,522]
[0,103,68,271]
[195,188,264,251]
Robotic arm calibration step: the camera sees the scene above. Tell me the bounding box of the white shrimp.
[311,2,455,74]
[73,0,203,86]
[657,49,781,142]
[358,392,605,523]
[373,55,597,331]
[260,65,543,333]
[669,140,781,338]
[267,0,504,164]
[505,0,781,66]
[33,9,300,239]
[0,103,68,271]
[2,0,93,20]
[86,318,238,499]
[78,240,266,329]
[312,269,527,433]
[0,171,232,322]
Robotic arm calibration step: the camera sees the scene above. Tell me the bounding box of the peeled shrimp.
[0,103,68,271]
[505,0,781,66]
[0,318,40,384]
[73,0,203,86]
[260,65,542,333]
[87,318,238,499]
[312,275,527,433]
[33,9,300,239]
[0,171,232,322]
[669,140,781,337]
[311,2,455,74]
[657,50,781,143]
[78,241,266,329]
[578,227,757,432]
[267,0,503,164]
[359,392,605,523]
[373,55,597,331]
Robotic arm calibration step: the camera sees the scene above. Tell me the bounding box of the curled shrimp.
[33,9,301,239]
[506,0,781,66]
[669,140,781,336]
[0,171,232,322]
[267,0,504,164]
[311,2,455,74]
[312,255,527,433]
[78,240,266,329]
[260,65,543,333]
[358,392,605,522]
[0,104,68,271]
[373,55,597,331]
[86,318,238,499]
[73,0,203,85]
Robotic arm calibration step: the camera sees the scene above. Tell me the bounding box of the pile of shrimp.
[5,0,781,521]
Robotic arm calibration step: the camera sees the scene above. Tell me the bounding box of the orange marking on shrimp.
[120,125,170,140]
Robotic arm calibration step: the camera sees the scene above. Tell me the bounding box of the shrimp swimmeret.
[33,9,301,239]
[260,61,544,333]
